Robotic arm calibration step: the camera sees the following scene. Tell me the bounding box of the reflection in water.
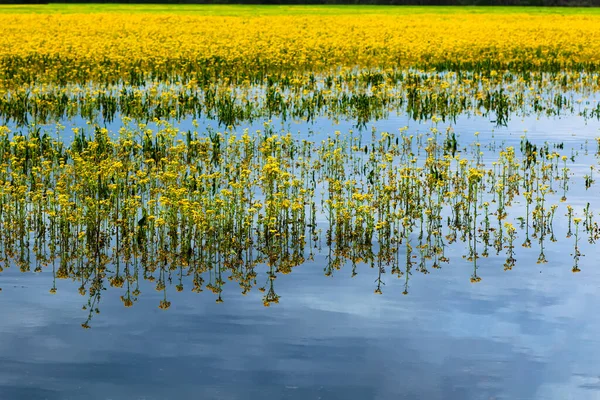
[1,245,600,400]
[0,118,599,329]
[3,71,600,128]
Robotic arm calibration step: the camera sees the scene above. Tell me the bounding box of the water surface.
[1,114,600,400]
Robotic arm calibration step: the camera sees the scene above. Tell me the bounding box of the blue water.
[2,248,600,400]
[1,114,600,400]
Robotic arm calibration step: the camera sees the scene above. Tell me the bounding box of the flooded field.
[1,5,600,400]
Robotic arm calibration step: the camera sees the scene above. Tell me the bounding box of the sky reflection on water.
[2,248,600,400]
[1,114,600,400]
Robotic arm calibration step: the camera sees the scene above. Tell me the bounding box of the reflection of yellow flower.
[158,300,171,310]
[121,296,133,307]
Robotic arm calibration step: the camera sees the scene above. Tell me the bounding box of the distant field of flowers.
[0,11,600,86]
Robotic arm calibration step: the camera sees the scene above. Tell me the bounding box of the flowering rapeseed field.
[0,9,599,86]
[0,6,599,325]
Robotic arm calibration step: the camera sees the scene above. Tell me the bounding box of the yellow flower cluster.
[0,11,599,86]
